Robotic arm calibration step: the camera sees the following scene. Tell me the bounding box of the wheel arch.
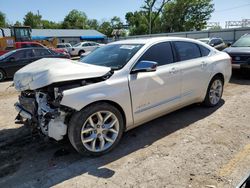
[210,72,225,84]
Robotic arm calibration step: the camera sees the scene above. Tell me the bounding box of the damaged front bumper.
[14,91,68,141]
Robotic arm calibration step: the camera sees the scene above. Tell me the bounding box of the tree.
[14,21,22,26]
[41,20,61,29]
[98,17,124,37]
[162,0,214,32]
[23,11,42,28]
[141,0,169,34]
[125,11,148,35]
[0,11,6,27]
[62,10,88,29]
[110,16,123,29]
[98,21,113,37]
[208,25,222,31]
[87,19,99,30]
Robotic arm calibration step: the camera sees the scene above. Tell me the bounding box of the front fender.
[60,78,134,128]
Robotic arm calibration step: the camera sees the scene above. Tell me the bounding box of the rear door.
[173,41,212,103]
[129,42,182,125]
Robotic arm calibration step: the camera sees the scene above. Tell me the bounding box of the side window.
[174,41,201,61]
[82,43,89,47]
[9,51,26,60]
[91,42,98,46]
[139,42,174,66]
[24,49,35,58]
[9,50,34,60]
[34,49,51,57]
[199,45,210,57]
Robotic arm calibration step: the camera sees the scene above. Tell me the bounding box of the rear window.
[199,45,211,57]
[174,41,201,61]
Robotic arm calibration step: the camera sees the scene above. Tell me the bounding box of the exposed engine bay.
[15,74,112,141]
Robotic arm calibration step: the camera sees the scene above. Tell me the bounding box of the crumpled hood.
[223,47,250,54]
[14,58,111,91]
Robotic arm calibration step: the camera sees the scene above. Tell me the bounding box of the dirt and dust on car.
[0,71,250,187]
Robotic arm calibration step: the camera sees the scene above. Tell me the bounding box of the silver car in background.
[56,43,72,53]
[13,37,231,156]
[69,41,104,56]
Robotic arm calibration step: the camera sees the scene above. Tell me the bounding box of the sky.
[1,0,250,28]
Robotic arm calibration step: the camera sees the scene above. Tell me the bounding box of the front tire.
[203,76,224,107]
[68,102,124,156]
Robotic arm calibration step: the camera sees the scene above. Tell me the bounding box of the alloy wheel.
[209,79,223,105]
[81,111,119,152]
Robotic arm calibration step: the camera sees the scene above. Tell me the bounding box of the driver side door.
[128,42,182,126]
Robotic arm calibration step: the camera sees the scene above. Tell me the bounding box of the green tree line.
[0,0,214,37]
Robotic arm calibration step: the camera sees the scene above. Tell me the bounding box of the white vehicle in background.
[13,37,231,156]
[69,41,104,56]
[56,43,72,53]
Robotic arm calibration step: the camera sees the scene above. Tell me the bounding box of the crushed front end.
[15,87,72,141]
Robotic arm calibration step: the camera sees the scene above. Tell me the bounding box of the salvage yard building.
[2,28,107,45]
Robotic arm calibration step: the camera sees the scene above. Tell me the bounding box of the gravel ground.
[0,72,249,188]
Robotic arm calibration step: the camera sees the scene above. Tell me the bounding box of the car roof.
[15,41,42,44]
[81,41,97,43]
[198,38,210,40]
[199,37,222,40]
[14,47,49,52]
[110,37,207,45]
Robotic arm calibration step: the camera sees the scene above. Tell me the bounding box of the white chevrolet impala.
[14,37,232,156]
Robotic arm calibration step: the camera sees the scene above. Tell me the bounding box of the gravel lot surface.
[0,72,249,188]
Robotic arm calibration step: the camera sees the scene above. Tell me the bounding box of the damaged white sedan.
[14,37,231,156]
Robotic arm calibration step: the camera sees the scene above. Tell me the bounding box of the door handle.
[169,67,178,74]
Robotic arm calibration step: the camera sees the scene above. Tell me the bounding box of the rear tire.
[0,69,5,82]
[68,102,124,156]
[203,76,224,107]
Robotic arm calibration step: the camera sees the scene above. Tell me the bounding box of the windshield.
[73,43,81,47]
[232,36,250,47]
[80,44,143,70]
[0,50,17,60]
